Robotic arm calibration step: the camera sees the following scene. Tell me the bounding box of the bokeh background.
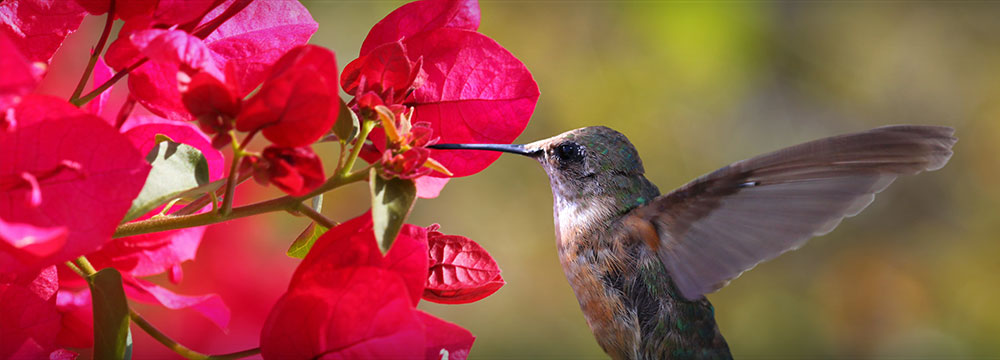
[44,1,1000,358]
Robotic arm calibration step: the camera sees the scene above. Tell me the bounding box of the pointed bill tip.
[428,143,541,157]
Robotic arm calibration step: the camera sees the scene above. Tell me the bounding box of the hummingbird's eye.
[554,142,585,163]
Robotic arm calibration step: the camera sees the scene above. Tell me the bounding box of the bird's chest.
[556,232,644,359]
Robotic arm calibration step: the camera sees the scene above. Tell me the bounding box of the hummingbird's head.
[429,126,647,200]
[522,126,645,182]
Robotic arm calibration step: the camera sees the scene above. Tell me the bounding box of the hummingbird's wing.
[633,125,956,301]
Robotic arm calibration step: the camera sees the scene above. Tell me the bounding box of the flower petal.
[360,0,479,56]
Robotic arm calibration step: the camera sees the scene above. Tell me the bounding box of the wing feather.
[634,125,956,300]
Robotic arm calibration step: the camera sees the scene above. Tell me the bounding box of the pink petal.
[55,288,92,348]
[417,311,474,360]
[128,61,193,121]
[0,96,150,273]
[0,266,61,359]
[423,230,504,304]
[360,0,479,56]
[104,16,152,71]
[409,29,538,177]
[236,45,339,147]
[201,0,318,96]
[123,275,231,330]
[83,55,113,118]
[414,176,449,199]
[365,29,539,177]
[0,32,44,112]
[86,226,205,278]
[132,29,222,78]
[0,218,67,260]
[292,212,429,305]
[261,267,424,360]
[0,0,86,63]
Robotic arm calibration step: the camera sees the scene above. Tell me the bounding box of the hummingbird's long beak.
[429,143,542,157]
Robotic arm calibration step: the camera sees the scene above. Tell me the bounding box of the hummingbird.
[430,125,956,360]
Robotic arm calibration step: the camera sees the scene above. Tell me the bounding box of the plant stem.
[64,261,85,278]
[295,201,338,228]
[339,120,375,178]
[71,58,148,107]
[219,132,244,215]
[75,256,99,276]
[114,169,369,238]
[130,309,259,359]
[69,0,116,103]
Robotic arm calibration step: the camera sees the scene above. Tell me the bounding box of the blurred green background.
[302,1,1000,358]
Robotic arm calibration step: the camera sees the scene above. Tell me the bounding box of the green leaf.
[286,222,330,259]
[123,139,210,223]
[333,97,360,142]
[89,268,132,360]
[369,169,417,254]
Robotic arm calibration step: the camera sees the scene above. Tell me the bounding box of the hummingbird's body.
[543,135,730,359]
[431,125,956,359]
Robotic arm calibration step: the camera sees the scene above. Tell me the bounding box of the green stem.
[339,120,375,178]
[75,256,98,276]
[130,309,260,359]
[71,58,147,107]
[219,132,244,215]
[295,201,338,228]
[114,169,369,238]
[64,261,85,278]
[69,0,116,103]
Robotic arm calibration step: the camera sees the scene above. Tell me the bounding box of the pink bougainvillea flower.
[123,275,231,330]
[417,311,475,360]
[121,0,317,121]
[341,40,423,107]
[245,146,325,197]
[0,32,45,114]
[132,29,224,79]
[0,95,150,273]
[84,55,114,118]
[237,45,339,148]
[345,0,538,198]
[0,0,86,63]
[423,224,504,304]
[262,267,426,359]
[359,0,480,56]
[0,266,63,358]
[369,104,453,181]
[0,218,67,262]
[73,0,218,25]
[262,212,475,359]
[181,71,241,142]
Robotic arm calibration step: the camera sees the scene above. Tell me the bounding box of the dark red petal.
[128,61,193,121]
[418,311,474,360]
[423,231,504,304]
[237,46,339,147]
[261,267,424,359]
[360,0,480,56]
[341,41,415,96]
[261,146,325,197]
[182,72,241,119]
[201,0,317,96]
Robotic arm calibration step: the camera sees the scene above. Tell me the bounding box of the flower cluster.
[0,0,537,358]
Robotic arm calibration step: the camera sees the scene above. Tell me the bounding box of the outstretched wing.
[632,125,956,301]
